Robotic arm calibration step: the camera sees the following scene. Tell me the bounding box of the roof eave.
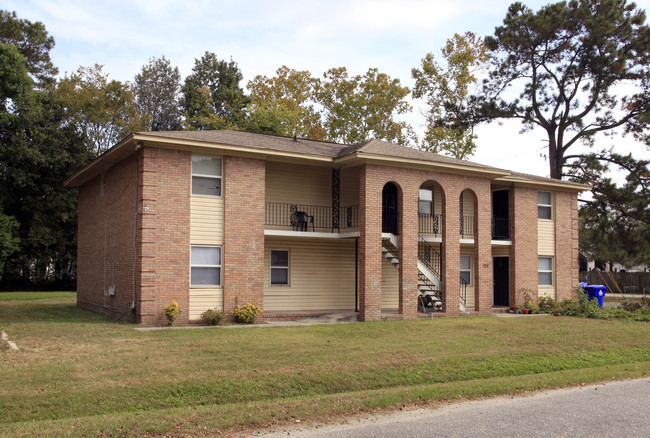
[495,175,591,191]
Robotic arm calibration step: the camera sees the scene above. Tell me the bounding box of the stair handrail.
[418,235,442,281]
[460,276,468,307]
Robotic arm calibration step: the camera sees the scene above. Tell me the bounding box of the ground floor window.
[190,246,221,286]
[538,257,553,285]
[460,255,471,285]
[270,250,289,285]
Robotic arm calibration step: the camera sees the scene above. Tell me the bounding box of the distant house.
[65,130,589,325]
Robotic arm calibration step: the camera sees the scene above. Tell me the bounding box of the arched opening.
[382,182,398,235]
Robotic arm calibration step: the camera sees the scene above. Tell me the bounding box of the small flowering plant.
[164,300,182,326]
[233,302,262,324]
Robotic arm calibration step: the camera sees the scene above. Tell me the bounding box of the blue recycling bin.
[583,284,606,307]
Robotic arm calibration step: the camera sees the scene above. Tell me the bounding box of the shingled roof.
[65,129,590,191]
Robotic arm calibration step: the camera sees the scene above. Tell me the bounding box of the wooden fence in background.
[579,271,650,295]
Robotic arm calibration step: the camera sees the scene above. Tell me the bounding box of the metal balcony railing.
[418,213,441,234]
[265,202,359,232]
[492,218,510,240]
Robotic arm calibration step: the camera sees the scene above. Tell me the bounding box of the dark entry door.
[493,256,509,306]
[382,183,398,234]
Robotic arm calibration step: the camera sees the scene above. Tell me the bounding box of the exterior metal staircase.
[381,234,443,313]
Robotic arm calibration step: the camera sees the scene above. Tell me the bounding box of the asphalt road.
[252,378,650,437]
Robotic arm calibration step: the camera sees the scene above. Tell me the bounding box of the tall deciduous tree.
[245,66,326,139]
[56,64,148,156]
[182,52,248,130]
[315,67,412,145]
[470,0,650,179]
[412,32,488,159]
[0,10,57,87]
[0,42,87,288]
[134,56,182,131]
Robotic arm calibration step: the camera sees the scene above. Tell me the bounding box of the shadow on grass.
[3,298,123,325]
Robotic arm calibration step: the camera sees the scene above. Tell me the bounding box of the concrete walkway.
[135,312,359,331]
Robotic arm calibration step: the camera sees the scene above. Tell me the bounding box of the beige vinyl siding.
[341,166,360,207]
[382,256,399,311]
[538,220,555,255]
[492,246,510,257]
[433,185,443,215]
[265,162,331,206]
[460,247,475,309]
[189,288,223,320]
[263,237,356,311]
[189,196,224,319]
[190,197,224,244]
[538,286,555,298]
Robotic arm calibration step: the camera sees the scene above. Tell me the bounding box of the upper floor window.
[419,187,433,215]
[192,155,222,196]
[537,191,552,220]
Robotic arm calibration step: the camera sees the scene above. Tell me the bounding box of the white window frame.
[270,249,289,286]
[538,257,553,286]
[537,191,552,220]
[190,245,222,287]
[418,187,433,216]
[460,255,471,285]
[191,155,222,197]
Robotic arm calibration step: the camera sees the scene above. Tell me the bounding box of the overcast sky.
[5,0,650,178]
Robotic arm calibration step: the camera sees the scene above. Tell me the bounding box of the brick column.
[399,181,418,319]
[442,184,460,315]
[474,185,493,314]
[223,157,266,316]
[139,147,191,325]
[555,191,578,301]
[511,186,538,305]
[359,164,382,321]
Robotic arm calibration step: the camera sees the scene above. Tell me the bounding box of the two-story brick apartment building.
[65,130,588,325]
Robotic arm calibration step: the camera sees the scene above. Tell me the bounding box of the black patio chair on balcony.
[290,207,314,232]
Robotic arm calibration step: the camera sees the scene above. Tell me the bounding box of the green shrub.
[163,300,181,326]
[537,296,560,314]
[233,302,262,324]
[200,308,224,325]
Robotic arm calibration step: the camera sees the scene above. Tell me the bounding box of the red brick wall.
[358,164,494,319]
[510,186,539,305]
[138,147,191,325]
[77,147,191,325]
[359,165,383,321]
[223,156,266,318]
[555,191,579,301]
[77,153,140,322]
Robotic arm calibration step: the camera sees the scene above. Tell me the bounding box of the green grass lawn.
[1,294,649,437]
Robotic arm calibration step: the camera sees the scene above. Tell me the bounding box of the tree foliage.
[0,10,57,87]
[412,32,488,159]
[56,64,148,156]
[182,52,248,130]
[0,40,87,289]
[315,67,413,145]
[470,0,650,179]
[245,66,326,139]
[134,56,182,131]
[566,152,649,266]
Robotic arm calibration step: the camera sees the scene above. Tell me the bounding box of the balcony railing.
[418,214,441,234]
[265,202,359,232]
[460,216,474,237]
[492,218,510,240]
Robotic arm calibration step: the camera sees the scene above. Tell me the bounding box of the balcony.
[265,202,359,233]
[418,213,441,235]
[492,218,510,240]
